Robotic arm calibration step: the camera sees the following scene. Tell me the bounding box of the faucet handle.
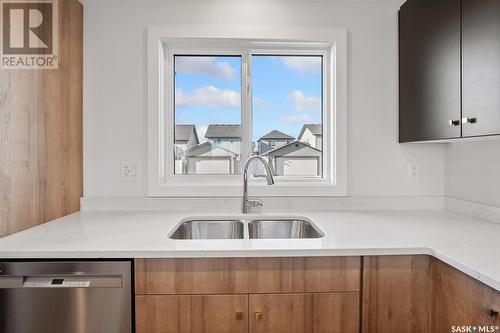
[246,199,263,208]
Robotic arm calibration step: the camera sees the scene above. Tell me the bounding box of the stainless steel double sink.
[169,217,325,240]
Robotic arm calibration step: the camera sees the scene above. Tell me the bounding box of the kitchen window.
[147,27,347,196]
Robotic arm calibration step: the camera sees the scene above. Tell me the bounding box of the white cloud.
[176,86,241,108]
[281,56,321,75]
[288,90,321,112]
[253,97,272,109]
[282,114,313,123]
[175,57,236,80]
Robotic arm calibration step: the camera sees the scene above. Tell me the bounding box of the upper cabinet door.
[462,0,500,137]
[399,0,461,142]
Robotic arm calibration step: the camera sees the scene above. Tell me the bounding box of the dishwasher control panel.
[23,277,91,288]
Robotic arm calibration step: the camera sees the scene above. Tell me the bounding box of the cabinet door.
[399,0,461,142]
[249,293,359,333]
[136,295,248,333]
[430,259,500,332]
[462,0,500,137]
[362,256,431,333]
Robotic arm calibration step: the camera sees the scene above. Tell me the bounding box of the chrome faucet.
[242,155,275,214]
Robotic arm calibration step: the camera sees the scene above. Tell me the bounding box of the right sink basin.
[248,218,325,239]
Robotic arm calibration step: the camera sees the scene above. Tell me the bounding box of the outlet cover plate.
[407,162,420,180]
[121,162,140,180]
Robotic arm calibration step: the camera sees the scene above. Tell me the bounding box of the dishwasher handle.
[0,276,23,288]
[0,275,123,289]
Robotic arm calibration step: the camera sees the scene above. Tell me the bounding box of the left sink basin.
[169,219,244,240]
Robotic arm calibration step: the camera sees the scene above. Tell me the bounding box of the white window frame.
[147,26,348,197]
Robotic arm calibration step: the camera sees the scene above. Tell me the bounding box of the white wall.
[446,140,500,207]
[83,0,446,198]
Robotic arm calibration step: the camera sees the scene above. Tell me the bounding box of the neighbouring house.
[174,125,199,174]
[264,141,322,177]
[186,142,239,174]
[257,130,294,154]
[175,125,199,149]
[205,124,241,155]
[298,124,322,149]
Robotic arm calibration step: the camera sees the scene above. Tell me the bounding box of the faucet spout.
[242,155,275,214]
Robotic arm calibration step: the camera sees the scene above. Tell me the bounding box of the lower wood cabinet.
[136,293,359,333]
[135,257,361,333]
[362,255,431,333]
[249,293,359,333]
[136,295,248,333]
[430,258,500,332]
[135,256,500,333]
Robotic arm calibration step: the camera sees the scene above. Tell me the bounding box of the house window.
[172,53,323,178]
[148,27,348,197]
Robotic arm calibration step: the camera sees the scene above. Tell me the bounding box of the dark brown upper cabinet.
[399,0,461,143]
[462,0,500,137]
[399,0,500,142]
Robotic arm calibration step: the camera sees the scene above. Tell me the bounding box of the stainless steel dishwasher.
[0,261,132,333]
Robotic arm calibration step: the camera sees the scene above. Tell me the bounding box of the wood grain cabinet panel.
[136,295,248,333]
[249,293,359,333]
[0,0,83,237]
[135,257,361,295]
[430,259,500,332]
[135,258,250,295]
[362,255,431,333]
[247,257,361,293]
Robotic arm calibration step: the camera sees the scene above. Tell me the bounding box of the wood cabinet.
[135,256,500,333]
[135,257,361,333]
[399,0,461,142]
[399,0,500,141]
[430,259,500,332]
[0,0,83,237]
[136,295,248,333]
[462,0,500,137]
[135,257,361,295]
[249,293,359,333]
[362,255,431,333]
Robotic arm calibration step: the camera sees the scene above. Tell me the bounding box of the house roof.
[258,141,274,154]
[186,142,238,157]
[298,124,322,139]
[264,141,321,157]
[175,125,199,144]
[205,124,241,139]
[258,130,294,141]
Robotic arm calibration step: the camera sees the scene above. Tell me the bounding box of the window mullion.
[241,50,253,167]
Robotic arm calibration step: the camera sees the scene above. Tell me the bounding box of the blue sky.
[174,55,322,142]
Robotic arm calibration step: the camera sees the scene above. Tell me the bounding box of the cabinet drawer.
[249,293,359,333]
[136,295,248,333]
[135,257,361,294]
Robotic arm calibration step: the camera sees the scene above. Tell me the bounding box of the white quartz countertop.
[0,209,499,291]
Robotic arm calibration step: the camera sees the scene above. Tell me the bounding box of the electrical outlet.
[408,163,419,180]
[121,162,139,180]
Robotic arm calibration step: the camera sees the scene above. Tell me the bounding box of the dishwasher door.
[0,261,132,333]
